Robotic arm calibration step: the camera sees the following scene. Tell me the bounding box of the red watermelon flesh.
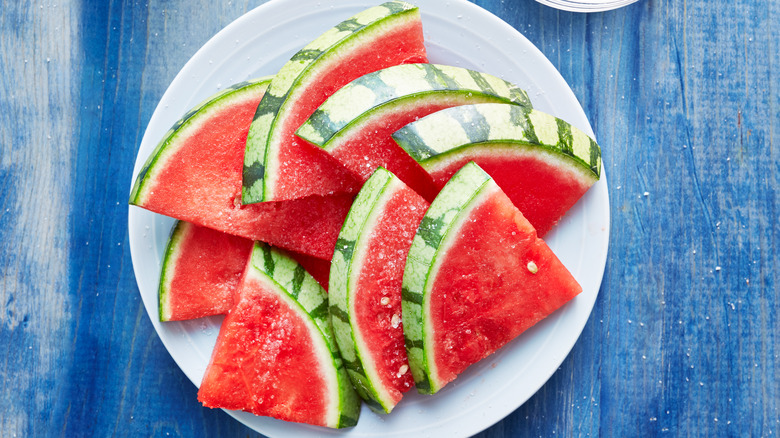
[354,180,428,406]
[429,184,582,386]
[268,19,428,200]
[131,80,353,260]
[161,222,331,322]
[161,222,253,321]
[426,150,594,237]
[197,271,334,427]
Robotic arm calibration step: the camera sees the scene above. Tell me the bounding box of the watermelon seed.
[380,297,390,306]
[526,261,538,274]
[391,314,401,328]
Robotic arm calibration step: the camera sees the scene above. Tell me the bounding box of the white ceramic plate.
[128,1,610,436]
[535,0,638,12]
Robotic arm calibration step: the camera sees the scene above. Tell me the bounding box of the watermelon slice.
[198,242,360,428]
[128,77,353,260]
[158,221,332,321]
[392,103,601,236]
[159,221,253,321]
[296,63,532,201]
[402,162,582,394]
[241,1,428,203]
[329,168,428,413]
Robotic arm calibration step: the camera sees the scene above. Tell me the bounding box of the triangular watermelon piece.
[241,1,428,203]
[159,221,253,321]
[159,221,331,322]
[329,168,428,413]
[129,77,353,260]
[198,242,360,428]
[392,103,601,236]
[402,162,582,394]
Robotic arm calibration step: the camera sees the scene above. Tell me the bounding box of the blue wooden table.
[2,0,777,436]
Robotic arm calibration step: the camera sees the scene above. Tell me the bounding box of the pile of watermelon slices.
[129,1,602,430]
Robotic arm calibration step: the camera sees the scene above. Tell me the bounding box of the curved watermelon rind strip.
[401,162,492,394]
[295,63,533,150]
[158,220,189,322]
[248,242,362,428]
[423,140,600,191]
[129,77,273,205]
[329,168,405,413]
[392,103,602,180]
[241,1,421,203]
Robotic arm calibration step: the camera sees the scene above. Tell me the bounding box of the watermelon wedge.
[128,77,353,260]
[402,162,582,394]
[241,1,428,203]
[198,242,360,428]
[159,221,332,322]
[392,103,601,236]
[159,221,253,321]
[296,63,532,201]
[329,168,428,413]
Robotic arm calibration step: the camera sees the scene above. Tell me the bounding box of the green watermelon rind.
[295,63,532,150]
[241,1,420,203]
[329,168,406,413]
[248,242,361,428]
[392,103,602,181]
[401,162,493,394]
[129,77,273,206]
[158,220,189,322]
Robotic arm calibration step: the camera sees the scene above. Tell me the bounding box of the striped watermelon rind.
[241,1,421,203]
[129,77,273,205]
[401,162,493,394]
[392,103,602,181]
[329,168,408,413]
[296,63,532,150]
[158,220,190,322]
[246,242,361,428]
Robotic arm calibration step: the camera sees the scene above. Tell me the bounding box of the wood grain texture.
[0,2,76,436]
[0,0,777,436]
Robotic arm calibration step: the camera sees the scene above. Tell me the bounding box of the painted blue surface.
[0,0,777,436]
